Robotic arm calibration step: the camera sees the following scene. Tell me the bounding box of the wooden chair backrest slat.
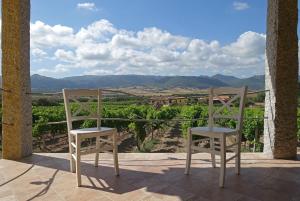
[208,86,248,132]
[63,89,102,132]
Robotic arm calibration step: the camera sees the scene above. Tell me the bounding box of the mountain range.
[29,74,265,92]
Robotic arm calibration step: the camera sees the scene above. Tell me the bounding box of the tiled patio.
[0,153,300,201]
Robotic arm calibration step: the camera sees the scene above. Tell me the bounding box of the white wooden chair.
[63,89,119,187]
[185,86,247,187]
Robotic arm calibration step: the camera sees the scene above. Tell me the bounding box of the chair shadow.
[1,153,300,201]
[0,164,34,187]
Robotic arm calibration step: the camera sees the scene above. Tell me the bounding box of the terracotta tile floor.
[0,153,300,201]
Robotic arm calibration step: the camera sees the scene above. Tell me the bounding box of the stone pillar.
[2,0,32,159]
[264,0,298,159]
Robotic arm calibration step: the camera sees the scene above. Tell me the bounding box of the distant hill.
[212,74,241,84]
[29,74,265,92]
[212,74,265,90]
[31,74,74,91]
[62,75,163,88]
[150,76,228,89]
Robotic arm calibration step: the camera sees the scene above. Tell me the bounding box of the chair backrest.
[208,86,248,131]
[63,89,102,131]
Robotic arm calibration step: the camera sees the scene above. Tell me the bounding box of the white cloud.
[54,49,76,62]
[30,19,266,77]
[31,21,76,48]
[31,65,69,77]
[76,20,117,42]
[32,48,47,58]
[233,1,250,11]
[34,64,69,76]
[224,31,265,57]
[77,2,98,11]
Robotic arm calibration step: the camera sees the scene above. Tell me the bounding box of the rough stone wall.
[264,0,298,159]
[2,0,32,159]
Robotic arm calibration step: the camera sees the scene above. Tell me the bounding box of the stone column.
[2,0,32,159]
[264,0,298,159]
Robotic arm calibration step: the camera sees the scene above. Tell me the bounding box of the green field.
[27,95,268,152]
[2,94,297,153]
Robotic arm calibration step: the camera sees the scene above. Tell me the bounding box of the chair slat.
[225,154,238,162]
[71,154,77,161]
[226,143,238,149]
[212,87,244,95]
[64,89,99,97]
[212,88,246,122]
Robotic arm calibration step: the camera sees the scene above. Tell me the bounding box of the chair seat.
[70,127,115,137]
[190,127,237,137]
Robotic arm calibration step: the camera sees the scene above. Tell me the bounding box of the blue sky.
[30,0,267,78]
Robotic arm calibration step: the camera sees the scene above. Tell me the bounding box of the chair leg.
[210,137,216,168]
[185,128,192,175]
[219,135,226,188]
[95,137,100,167]
[69,134,75,173]
[75,135,82,187]
[113,131,119,176]
[235,134,241,175]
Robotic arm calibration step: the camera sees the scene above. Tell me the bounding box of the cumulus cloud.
[233,1,250,11]
[36,64,69,76]
[32,48,47,58]
[77,2,98,11]
[224,32,265,57]
[76,20,117,42]
[30,19,266,77]
[31,21,75,48]
[54,49,76,62]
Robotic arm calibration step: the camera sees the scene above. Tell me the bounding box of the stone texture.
[264,0,298,159]
[1,0,32,159]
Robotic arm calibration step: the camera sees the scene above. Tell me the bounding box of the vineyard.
[25,92,268,153]
[2,91,298,154]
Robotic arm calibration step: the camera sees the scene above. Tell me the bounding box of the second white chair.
[185,86,247,187]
